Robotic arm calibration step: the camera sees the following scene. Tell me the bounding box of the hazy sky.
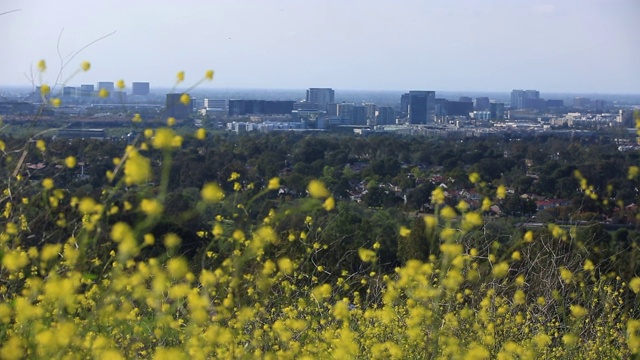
[2,0,639,93]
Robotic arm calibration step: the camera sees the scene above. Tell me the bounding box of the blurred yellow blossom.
[99,88,109,98]
[116,79,125,89]
[36,139,46,152]
[268,177,280,190]
[358,248,376,263]
[431,187,445,205]
[323,197,335,211]
[205,69,214,80]
[38,59,46,72]
[42,178,54,190]
[399,226,411,237]
[201,183,224,203]
[176,71,185,83]
[81,61,91,71]
[629,277,640,294]
[307,179,330,198]
[195,128,206,140]
[65,156,77,168]
[180,93,190,105]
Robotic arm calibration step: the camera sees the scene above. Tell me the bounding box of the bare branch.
[0,9,21,17]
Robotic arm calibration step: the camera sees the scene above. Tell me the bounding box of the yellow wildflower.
[629,277,640,294]
[431,187,445,205]
[277,257,294,275]
[201,183,224,203]
[81,61,90,71]
[116,79,125,89]
[307,179,330,198]
[36,139,46,152]
[205,69,214,80]
[323,197,335,211]
[570,304,588,318]
[40,84,50,95]
[152,128,176,149]
[496,185,506,199]
[65,156,77,168]
[50,98,61,107]
[167,117,176,126]
[469,172,480,184]
[38,59,46,72]
[492,262,509,278]
[195,128,206,140]
[524,230,533,242]
[123,149,151,185]
[42,178,54,190]
[399,226,411,237]
[176,71,185,83]
[99,88,109,98]
[164,233,181,248]
[268,177,280,190]
[132,113,142,123]
[140,198,163,217]
[358,248,376,263]
[180,93,190,105]
[560,267,573,283]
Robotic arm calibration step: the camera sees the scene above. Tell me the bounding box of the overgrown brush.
[1,63,640,359]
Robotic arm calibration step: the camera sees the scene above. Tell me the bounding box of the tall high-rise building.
[364,103,377,125]
[97,82,115,95]
[400,93,410,116]
[79,84,94,97]
[489,102,505,120]
[336,103,354,122]
[407,91,435,124]
[63,87,76,96]
[306,88,335,111]
[511,90,540,109]
[132,82,150,96]
[474,97,490,111]
[351,105,367,125]
[376,107,396,125]
[166,93,192,119]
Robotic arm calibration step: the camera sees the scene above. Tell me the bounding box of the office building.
[511,90,540,110]
[228,100,294,116]
[79,84,94,97]
[132,82,150,96]
[352,105,367,125]
[407,90,435,124]
[336,103,354,122]
[364,103,377,125]
[376,107,396,125]
[63,87,76,97]
[546,99,564,108]
[400,93,410,116]
[97,82,115,95]
[306,88,335,111]
[573,97,591,109]
[474,97,490,111]
[166,93,192,119]
[489,102,505,120]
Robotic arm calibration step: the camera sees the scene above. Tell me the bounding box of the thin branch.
[0,9,21,17]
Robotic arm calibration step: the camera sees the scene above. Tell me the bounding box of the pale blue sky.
[1,0,639,93]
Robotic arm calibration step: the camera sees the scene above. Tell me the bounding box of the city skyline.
[1,0,639,94]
